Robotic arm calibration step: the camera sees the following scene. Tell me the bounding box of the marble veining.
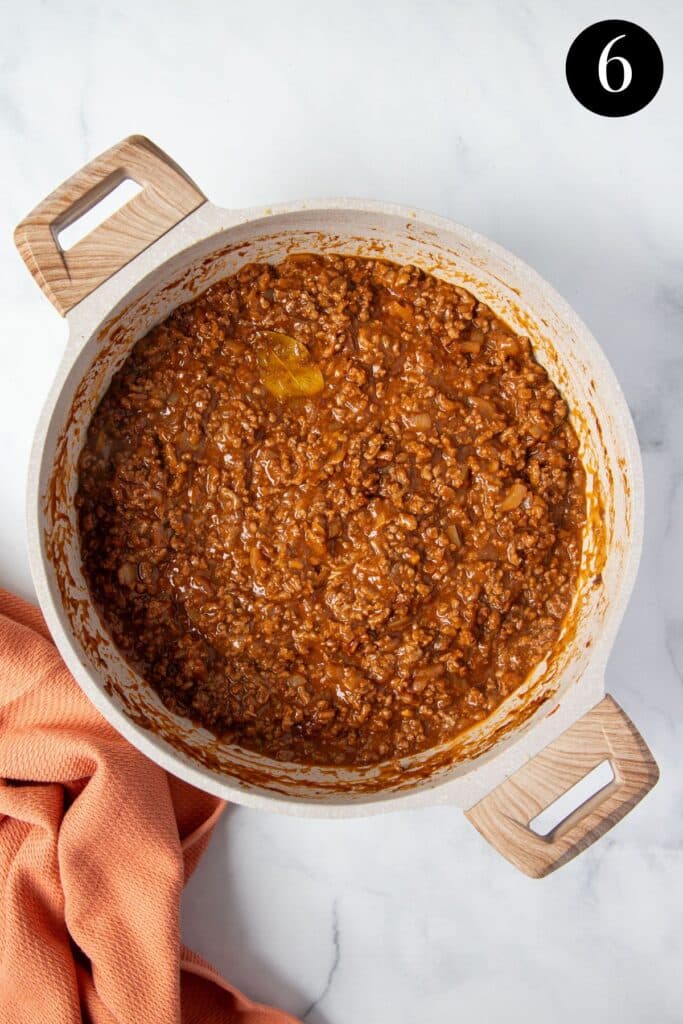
[1,1,681,1021]
[302,900,340,1020]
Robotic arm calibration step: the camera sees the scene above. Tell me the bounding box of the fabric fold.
[0,589,299,1024]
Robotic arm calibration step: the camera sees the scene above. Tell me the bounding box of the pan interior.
[37,206,633,808]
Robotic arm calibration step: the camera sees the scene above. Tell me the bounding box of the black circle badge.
[566,20,663,116]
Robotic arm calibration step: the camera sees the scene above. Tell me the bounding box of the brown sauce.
[76,255,586,766]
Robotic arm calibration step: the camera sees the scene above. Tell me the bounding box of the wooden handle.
[465,696,658,878]
[14,135,206,316]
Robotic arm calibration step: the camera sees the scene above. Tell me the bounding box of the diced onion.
[498,482,528,512]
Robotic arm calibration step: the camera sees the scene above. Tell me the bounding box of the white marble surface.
[2,1,682,1021]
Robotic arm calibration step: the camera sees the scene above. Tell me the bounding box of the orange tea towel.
[0,589,300,1024]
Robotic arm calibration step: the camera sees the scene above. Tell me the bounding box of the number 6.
[598,34,633,92]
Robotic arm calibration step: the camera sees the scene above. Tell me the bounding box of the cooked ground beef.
[76,254,585,766]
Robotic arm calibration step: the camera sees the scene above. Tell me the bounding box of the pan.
[15,136,658,877]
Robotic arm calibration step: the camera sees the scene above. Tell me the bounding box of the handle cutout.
[529,758,615,837]
[56,177,143,251]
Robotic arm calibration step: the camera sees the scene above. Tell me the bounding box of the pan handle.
[464,695,658,878]
[14,135,206,317]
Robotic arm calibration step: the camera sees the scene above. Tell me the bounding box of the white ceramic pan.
[15,136,658,877]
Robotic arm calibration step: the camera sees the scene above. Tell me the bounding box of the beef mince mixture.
[77,255,586,766]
